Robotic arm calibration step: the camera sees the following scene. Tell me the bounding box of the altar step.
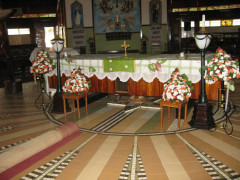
[76,92,108,108]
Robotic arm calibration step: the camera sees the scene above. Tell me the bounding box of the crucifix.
[121,40,130,57]
[110,15,126,30]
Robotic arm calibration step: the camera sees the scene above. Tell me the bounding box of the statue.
[141,35,148,54]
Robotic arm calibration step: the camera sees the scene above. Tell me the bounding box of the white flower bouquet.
[62,67,91,95]
[162,68,193,103]
[205,47,240,84]
[30,49,54,75]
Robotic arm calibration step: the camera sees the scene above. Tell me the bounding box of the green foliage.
[158,59,167,64]
[180,73,194,91]
[89,66,96,72]
[207,57,212,63]
[148,63,156,71]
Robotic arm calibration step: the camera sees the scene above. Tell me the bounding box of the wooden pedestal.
[189,103,215,129]
[62,93,88,118]
[160,100,188,129]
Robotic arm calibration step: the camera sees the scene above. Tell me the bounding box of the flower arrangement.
[204,47,240,84]
[148,59,167,72]
[62,67,91,95]
[162,68,194,102]
[87,37,95,44]
[30,49,54,75]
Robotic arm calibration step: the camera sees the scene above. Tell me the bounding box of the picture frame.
[150,0,161,24]
[71,1,83,28]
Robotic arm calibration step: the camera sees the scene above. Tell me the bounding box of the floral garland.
[62,67,91,95]
[162,68,194,102]
[30,49,54,75]
[148,59,167,72]
[205,47,240,85]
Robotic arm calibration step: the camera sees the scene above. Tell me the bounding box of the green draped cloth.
[103,54,158,73]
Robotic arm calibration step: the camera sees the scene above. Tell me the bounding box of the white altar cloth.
[45,53,215,93]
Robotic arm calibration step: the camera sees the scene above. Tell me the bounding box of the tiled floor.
[0,79,240,179]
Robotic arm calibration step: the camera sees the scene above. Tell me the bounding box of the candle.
[180,52,184,58]
[202,14,205,28]
[56,25,59,36]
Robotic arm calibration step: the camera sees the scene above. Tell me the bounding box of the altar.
[46,53,221,101]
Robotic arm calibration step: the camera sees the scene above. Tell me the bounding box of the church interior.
[0,0,240,179]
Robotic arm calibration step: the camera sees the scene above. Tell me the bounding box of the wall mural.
[93,0,141,34]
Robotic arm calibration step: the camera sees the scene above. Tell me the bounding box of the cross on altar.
[121,40,130,57]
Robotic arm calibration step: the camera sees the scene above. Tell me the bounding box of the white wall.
[141,0,151,25]
[65,0,167,27]
[161,0,167,24]
[65,0,93,28]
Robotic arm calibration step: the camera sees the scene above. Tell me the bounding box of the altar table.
[45,53,221,101]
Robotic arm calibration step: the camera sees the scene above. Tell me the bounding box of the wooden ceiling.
[168,0,240,21]
[169,0,240,8]
[2,0,240,12]
[1,0,239,19]
[1,0,58,14]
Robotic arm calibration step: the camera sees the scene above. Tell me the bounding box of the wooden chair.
[160,100,188,129]
[62,93,88,118]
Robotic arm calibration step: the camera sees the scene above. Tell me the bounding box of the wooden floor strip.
[151,135,191,180]
[189,130,240,162]
[75,135,122,180]
[0,123,57,143]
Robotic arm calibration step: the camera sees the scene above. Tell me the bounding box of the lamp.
[51,37,70,113]
[189,15,215,129]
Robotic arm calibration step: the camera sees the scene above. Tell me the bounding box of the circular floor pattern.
[46,96,235,136]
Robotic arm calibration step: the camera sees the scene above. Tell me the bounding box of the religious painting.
[150,0,161,24]
[93,0,141,34]
[71,1,83,28]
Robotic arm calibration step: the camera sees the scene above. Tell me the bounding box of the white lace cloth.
[30,47,79,62]
[44,53,215,93]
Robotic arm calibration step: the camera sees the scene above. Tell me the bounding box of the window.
[181,21,195,27]
[44,27,55,48]
[233,19,240,26]
[172,4,240,12]
[8,28,30,35]
[200,21,210,27]
[210,20,221,27]
[8,28,31,45]
[12,13,56,18]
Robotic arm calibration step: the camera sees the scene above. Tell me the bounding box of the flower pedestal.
[62,93,88,118]
[34,75,52,111]
[160,100,188,130]
[213,81,233,135]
